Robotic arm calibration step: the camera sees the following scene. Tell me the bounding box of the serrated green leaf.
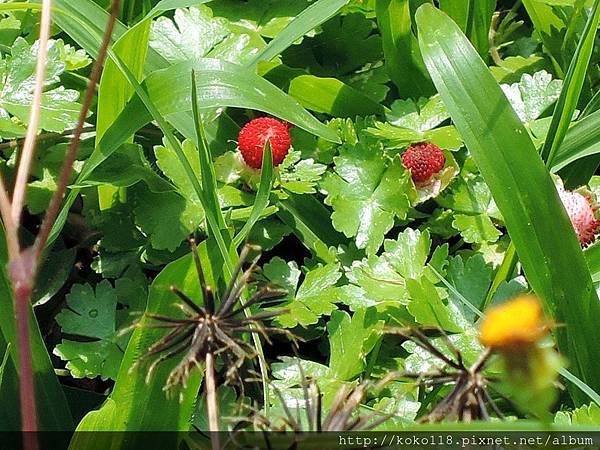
[342,228,431,310]
[327,308,383,380]
[452,213,501,244]
[54,281,124,380]
[264,257,341,327]
[150,5,262,65]
[500,70,562,125]
[322,142,410,254]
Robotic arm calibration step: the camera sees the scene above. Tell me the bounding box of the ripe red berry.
[238,117,292,169]
[558,188,600,247]
[401,142,446,183]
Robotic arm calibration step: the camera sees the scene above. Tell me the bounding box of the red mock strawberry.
[558,188,600,247]
[238,117,292,169]
[401,142,445,183]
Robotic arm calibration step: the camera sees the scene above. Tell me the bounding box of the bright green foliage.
[0,38,83,138]
[501,70,562,126]
[327,308,383,380]
[55,281,125,380]
[150,5,263,65]
[321,135,411,254]
[341,228,432,310]
[3,0,600,437]
[368,95,463,149]
[264,257,341,327]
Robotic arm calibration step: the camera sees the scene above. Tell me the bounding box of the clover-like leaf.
[54,281,124,380]
[321,140,411,254]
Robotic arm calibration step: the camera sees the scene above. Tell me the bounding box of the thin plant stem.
[205,352,220,450]
[33,0,120,260]
[0,176,18,259]
[0,126,96,151]
[10,0,53,227]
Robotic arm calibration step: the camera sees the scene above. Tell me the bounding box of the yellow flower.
[479,295,549,351]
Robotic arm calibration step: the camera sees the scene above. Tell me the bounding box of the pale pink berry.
[558,188,600,247]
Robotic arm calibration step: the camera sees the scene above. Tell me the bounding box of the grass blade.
[232,143,273,249]
[416,3,600,400]
[248,0,348,67]
[542,0,600,166]
[376,0,435,97]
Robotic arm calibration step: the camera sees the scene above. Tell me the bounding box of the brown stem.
[33,0,120,260]
[9,248,38,448]
[205,352,220,450]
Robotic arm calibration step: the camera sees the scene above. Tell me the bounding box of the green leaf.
[500,70,563,125]
[0,37,82,138]
[249,0,349,66]
[150,5,262,65]
[552,109,600,172]
[287,74,385,117]
[321,142,411,254]
[327,308,383,380]
[406,278,466,333]
[278,150,327,194]
[555,403,600,425]
[54,281,124,380]
[542,0,600,165]
[416,3,600,398]
[366,95,463,149]
[141,59,340,142]
[75,248,212,439]
[264,257,342,328]
[376,0,434,97]
[132,186,201,251]
[79,144,174,193]
[452,213,501,244]
[284,12,382,76]
[446,254,493,318]
[209,0,315,38]
[341,228,432,310]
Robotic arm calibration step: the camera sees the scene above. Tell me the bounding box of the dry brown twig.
[0,0,120,443]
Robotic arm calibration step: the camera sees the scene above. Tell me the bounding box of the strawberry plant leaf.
[327,308,384,381]
[279,150,327,194]
[264,257,342,328]
[321,139,411,254]
[150,5,263,65]
[0,37,82,138]
[446,254,493,317]
[367,95,463,149]
[284,12,382,77]
[132,185,202,251]
[340,228,432,310]
[500,70,562,125]
[406,278,466,333]
[452,213,501,244]
[54,281,125,380]
[555,403,600,425]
